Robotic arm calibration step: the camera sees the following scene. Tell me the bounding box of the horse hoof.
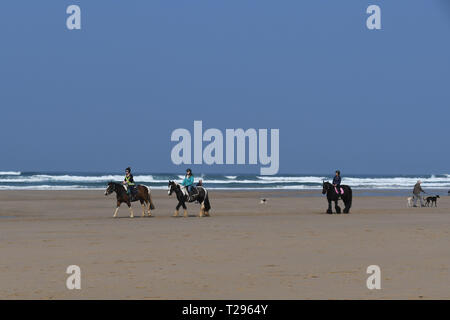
[326,211,332,214]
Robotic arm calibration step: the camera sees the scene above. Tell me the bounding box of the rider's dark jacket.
[332,176,341,186]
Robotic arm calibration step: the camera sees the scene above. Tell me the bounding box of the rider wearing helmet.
[333,170,342,195]
[181,168,196,200]
[123,167,136,198]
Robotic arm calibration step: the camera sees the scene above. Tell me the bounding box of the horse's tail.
[146,186,156,210]
[348,187,352,209]
[203,189,211,212]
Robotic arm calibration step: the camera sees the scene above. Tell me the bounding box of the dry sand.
[0,190,449,299]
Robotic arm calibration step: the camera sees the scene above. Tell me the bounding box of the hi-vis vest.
[125,175,135,186]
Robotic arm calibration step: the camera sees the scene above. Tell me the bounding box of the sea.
[0,171,449,196]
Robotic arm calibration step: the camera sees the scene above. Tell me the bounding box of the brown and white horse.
[105,182,155,218]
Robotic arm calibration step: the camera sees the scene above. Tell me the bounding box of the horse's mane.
[169,181,181,187]
[109,181,126,191]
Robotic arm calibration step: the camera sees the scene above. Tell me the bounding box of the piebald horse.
[168,181,211,217]
[105,182,155,218]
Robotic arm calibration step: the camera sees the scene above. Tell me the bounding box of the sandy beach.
[0,190,449,299]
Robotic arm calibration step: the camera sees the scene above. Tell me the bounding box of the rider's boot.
[336,185,341,199]
[187,189,195,202]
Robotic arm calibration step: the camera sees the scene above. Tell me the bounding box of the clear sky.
[0,1,449,174]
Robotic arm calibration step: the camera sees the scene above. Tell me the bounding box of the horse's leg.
[200,199,209,217]
[343,198,349,213]
[335,200,341,214]
[146,199,152,216]
[174,202,181,217]
[327,199,332,214]
[143,189,152,216]
[201,200,209,217]
[182,202,188,217]
[113,201,121,218]
[140,200,146,217]
[199,202,204,217]
[127,202,134,218]
[146,192,153,216]
[113,207,119,218]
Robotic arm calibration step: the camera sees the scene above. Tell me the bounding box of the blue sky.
[0,1,449,174]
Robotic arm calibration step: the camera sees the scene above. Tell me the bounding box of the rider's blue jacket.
[181,175,194,187]
[333,176,341,186]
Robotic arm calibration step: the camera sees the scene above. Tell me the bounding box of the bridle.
[168,181,178,196]
[105,183,115,195]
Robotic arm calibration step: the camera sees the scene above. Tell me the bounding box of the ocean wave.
[258,176,326,182]
[0,171,21,176]
[0,174,163,183]
[0,185,95,190]
[0,173,449,191]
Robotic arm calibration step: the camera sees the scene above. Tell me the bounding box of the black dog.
[425,195,440,207]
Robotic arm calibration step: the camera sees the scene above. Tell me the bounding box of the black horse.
[322,181,352,214]
[105,182,155,218]
[168,181,211,217]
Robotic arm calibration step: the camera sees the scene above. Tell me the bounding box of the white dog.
[407,197,413,207]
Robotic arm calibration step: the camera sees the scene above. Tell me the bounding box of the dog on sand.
[425,195,440,207]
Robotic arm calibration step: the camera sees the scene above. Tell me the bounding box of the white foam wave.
[0,171,21,176]
[258,176,326,183]
[0,174,162,183]
[0,185,95,190]
[0,174,449,190]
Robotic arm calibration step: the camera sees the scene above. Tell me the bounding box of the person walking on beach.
[333,170,342,195]
[181,168,196,200]
[123,167,136,198]
[412,180,426,207]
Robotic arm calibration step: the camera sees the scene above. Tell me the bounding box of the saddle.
[182,186,199,202]
[127,185,138,201]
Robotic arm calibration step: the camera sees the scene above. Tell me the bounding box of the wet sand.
[0,190,449,299]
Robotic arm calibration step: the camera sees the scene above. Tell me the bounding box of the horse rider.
[333,170,342,195]
[123,167,136,199]
[181,168,197,201]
